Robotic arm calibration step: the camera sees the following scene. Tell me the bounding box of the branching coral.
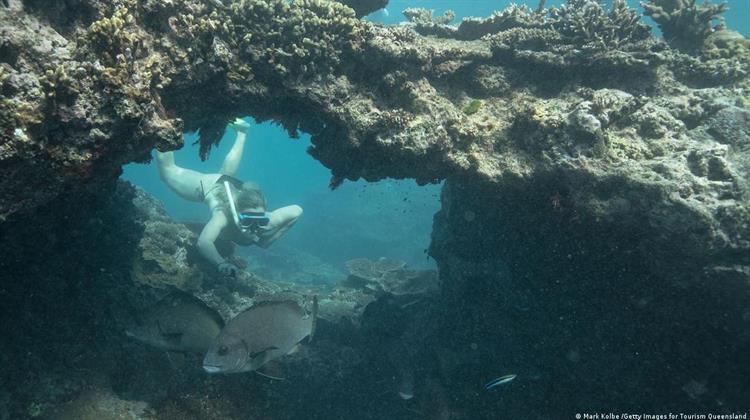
[642,0,728,53]
[483,0,657,78]
[401,7,457,38]
[550,0,650,49]
[402,8,455,26]
[403,5,544,41]
[192,0,366,79]
[455,4,545,41]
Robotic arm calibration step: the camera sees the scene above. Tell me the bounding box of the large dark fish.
[203,298,317,374]
[126,292,224,354]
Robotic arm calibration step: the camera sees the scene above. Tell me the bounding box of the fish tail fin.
[310,295,318,342]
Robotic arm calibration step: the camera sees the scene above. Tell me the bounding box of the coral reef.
[550,0,651,48]
[2,0,748,215]
[126,186,258,296]
[239,246,345,286]
[342,257,438,296]
[404,4,546,41]
[403,0,650,50]
[402,7,457,38]
[1,0,750,416]
[642,0,728,52]
[132,217,205,291]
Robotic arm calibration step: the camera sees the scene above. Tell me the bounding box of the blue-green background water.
[122,0,750,277]
[368,0,750,33]
[123,125,442,275]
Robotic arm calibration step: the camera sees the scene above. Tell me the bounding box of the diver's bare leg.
[156,151,220,202]
[220,128,247,176]
[257,205,303,248]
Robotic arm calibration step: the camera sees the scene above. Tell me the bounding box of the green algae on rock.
[462,99,482,115]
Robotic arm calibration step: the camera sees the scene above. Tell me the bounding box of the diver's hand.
[218,261,238,277]
[229,118,250,134]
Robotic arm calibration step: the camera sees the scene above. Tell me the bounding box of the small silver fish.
[484,374,517,390]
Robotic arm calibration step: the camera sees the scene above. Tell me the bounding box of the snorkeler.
[155,119,303,276]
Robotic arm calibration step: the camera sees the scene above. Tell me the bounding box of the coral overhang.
[1,0,748,279]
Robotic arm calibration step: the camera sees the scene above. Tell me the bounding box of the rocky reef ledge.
[0,181,438,419]
[1,0,750,417]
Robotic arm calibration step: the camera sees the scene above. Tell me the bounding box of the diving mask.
[238,211,270,228]
[223,178,269,232]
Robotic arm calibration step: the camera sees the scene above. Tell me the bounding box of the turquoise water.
[122,124,442,272]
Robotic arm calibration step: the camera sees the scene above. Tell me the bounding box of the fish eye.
[218,345,228,355]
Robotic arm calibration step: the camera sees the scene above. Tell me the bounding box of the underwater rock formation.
[1,0,750,416]
[429,176,750,416]
[1,0,748,248]
[342,257,439,296]
[132,215,205,291]
[0,181,439,418]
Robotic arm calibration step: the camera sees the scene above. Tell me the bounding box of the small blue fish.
[484,374,517,390]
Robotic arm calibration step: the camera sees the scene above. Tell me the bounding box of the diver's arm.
[257,231,284,249]
[256,205,303,249]
[197,211,230,266]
